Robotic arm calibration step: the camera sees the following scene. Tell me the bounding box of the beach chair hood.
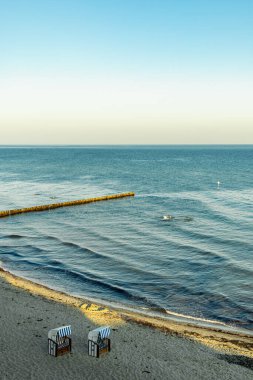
[88,326,111,343]
[48,325,71,342]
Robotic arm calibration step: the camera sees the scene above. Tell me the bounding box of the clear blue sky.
[1,0,252,144]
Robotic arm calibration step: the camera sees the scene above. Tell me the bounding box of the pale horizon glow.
[1,1,252,144]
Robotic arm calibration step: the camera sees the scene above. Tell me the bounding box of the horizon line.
[0,144,252,147]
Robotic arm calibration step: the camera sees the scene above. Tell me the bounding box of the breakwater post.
[0,192,135,218]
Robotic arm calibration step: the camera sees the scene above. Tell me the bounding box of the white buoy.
[217,181,221,188]
[162,215,173,220]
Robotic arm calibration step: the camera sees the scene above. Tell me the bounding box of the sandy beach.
[0,269,252,380]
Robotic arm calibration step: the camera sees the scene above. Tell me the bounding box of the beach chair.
[48,325,72,357]
[88,326,111,358]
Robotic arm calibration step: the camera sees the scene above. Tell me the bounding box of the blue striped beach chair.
[48,325,72,357]
[88,326,111,358]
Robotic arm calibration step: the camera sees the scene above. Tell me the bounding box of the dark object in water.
[181,216,193,222]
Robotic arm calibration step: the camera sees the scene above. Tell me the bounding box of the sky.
[0,0,252,144]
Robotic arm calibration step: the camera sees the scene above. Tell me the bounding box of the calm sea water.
[0,146,252,330]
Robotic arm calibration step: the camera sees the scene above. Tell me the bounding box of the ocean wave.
[6,234,24,239]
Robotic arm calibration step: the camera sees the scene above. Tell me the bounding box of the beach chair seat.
[48,325,72,357]
[88,326,111,358]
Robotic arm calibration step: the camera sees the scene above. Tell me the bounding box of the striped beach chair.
[48,325,72,357]
[88,326,111,358]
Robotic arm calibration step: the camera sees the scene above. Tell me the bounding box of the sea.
[0,145,252,332]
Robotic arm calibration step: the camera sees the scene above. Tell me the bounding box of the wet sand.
[0,268,252,379]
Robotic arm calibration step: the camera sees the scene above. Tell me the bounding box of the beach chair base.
[88,338,111,358]
[48,337,72,357]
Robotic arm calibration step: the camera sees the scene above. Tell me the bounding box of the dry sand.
[0,268,252,380]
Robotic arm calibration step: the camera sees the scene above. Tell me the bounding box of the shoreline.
[1,267,252,358]
[2,266,253,337]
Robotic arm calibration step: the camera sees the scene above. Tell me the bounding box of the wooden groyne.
[0,192,135,218]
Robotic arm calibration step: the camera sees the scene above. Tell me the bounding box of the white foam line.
[165,310,226,326]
